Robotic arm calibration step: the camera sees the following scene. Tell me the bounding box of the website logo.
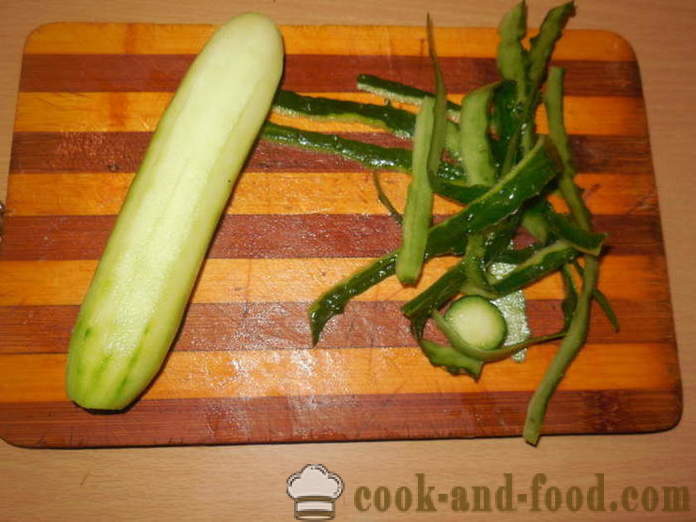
[287,464,344,520]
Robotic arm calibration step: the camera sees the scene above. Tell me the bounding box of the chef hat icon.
[287,464,344,520]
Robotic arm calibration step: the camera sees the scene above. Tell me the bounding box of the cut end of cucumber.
[444,295,507,351]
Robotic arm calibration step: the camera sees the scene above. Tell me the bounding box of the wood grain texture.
[0,3,694,522]
[15,92,648,135]
[24,24,637,60]
[0,389,681,448]
[9,131,654,174]
[19,54,641,96]
[0,214,663,260]
[0,343,678,403]
[0,254,671,306]
[4,172,658,217]
[0,299,675,354]
[0,22,679,449]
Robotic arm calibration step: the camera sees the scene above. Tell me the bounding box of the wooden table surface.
[1,1,694,520]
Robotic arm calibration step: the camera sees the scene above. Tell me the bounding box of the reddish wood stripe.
[9,132,653,175]
[19,55,641,97]
[0,298,675,355]
[0,214,662,261]
[0,389,680,448]
[570,135,655,175]
[7,131,403,174]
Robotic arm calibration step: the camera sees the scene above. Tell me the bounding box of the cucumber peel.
[66,13,284,410]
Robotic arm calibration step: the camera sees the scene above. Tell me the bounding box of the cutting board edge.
[1,21,680,447]
[20,21,638,62]
[0,386,683,449]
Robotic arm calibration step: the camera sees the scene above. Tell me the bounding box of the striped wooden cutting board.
[0,23,681,447]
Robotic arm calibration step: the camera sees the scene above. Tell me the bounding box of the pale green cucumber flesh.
[444,295,508,351]
[66,13,284,410]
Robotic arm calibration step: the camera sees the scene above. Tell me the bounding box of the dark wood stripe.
[9,132,653,174]
[0,389,680,448]
[19,54,641,97]
[0,214,662,261]
[519,214,664,256]
[6,131,403,174]
[0,298,675,354]
[0,214,403,260]
[569,135,655,175]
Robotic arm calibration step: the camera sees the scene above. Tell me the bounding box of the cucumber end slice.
[444,295,508,351]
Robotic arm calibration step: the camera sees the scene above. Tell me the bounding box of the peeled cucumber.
[66,13,284,410]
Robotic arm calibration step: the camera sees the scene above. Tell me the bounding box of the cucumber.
[66,13,284,410]
[444,296,507,351]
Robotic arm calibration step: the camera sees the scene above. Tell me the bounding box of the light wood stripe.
[23,24,636,61]
[5,171,657,217]
[15,91,647,136]
[0,342,675,403]
[0,255,668,307]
